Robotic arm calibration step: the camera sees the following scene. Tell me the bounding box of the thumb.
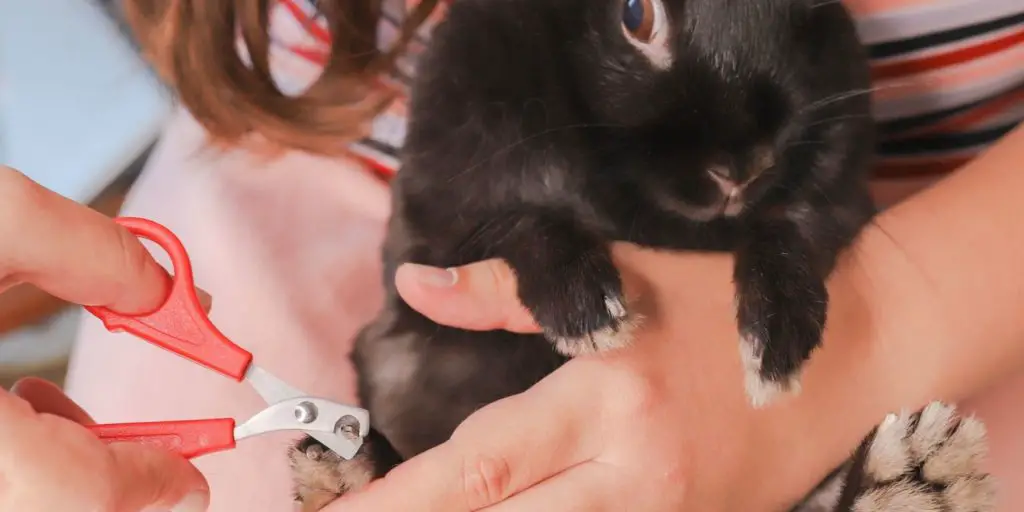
[395,260,539,333]
[107,443,210,512]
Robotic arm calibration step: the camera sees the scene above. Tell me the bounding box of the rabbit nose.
[707,165,738,194]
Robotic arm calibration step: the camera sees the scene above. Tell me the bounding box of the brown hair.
[121,0,439,154]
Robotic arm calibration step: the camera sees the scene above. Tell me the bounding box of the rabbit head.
[406,0,871,222]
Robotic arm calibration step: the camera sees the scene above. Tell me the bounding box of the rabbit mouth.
[649,166,755,221]
[708,170,748,217]
[720,187,745,217]
[651,186,746,222]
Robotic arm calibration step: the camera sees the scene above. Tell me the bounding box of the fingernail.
[142,491,208,512]
[407,264,458,287]
[194,287,213,313]
[170,492,209,512]
[0,275,22,294]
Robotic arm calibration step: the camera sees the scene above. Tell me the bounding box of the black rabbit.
[290,0,995,509]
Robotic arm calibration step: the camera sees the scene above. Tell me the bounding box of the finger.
[107,442,210,512]
[0,387,36,417]
[196,287,213,313]
[9,377,94,424]
[0,167,168,313]
[0,277,211,313]
[481,462,621,512]
[326,374,600,511]
[395,260,539,333]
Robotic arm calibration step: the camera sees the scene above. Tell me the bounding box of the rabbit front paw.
[516,247,639,357]
[734,253,827,408]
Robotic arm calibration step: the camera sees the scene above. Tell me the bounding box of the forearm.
[762,124,1024,505]
[863,123,1024,408]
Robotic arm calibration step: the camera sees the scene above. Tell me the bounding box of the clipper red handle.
[88,418,237,459]
[84,217,253,381]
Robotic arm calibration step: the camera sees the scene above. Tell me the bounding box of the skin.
[325,123,1024,511]
[0,166,209,512]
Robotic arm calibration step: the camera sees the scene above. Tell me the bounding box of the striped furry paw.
[289,436,374,511]
[846,402,996,512]
[289,430,403,511]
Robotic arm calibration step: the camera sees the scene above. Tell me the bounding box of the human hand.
[0,165,214,312]
[0,377,209,511]
[324,245,894,511]
[0,166,211,510]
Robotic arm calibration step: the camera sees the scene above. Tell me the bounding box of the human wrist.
[745,222,947,507]
[845,218,952,404]
[860,124,1024,406]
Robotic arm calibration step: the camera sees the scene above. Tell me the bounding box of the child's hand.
[323,249,883,511]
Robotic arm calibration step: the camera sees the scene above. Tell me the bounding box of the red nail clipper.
[83,217,369,460]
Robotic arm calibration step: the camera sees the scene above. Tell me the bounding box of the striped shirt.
[269,0,1023,181]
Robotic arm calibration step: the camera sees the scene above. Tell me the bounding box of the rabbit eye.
[620,0,671,68]
[622,0,656,41]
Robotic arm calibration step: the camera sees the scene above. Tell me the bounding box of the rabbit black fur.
[289,0,996,510]
[382,0,881,410]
